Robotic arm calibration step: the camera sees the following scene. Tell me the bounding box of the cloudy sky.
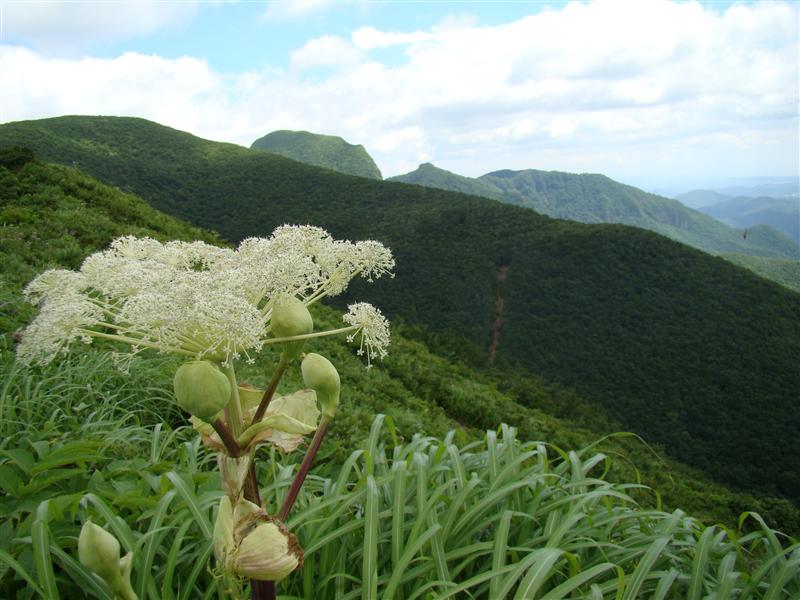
[1,0,797,190]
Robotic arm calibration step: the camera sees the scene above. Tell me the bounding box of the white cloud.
[0,46,223,135]
[1,1,198,52]
[260,0,329,21]
[1,0,797,181]
[290,36,365,70]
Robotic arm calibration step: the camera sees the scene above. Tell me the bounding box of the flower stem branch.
[278,415,331,521]
[211,419,240,457]
[263,326,357,346]
[252,353,289,425]
[224,364,245,438]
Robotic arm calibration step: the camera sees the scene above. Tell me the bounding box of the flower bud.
[213,495,235,565]
[78,520,121,582]
[173,361,231,421]
[271,296,313,359]
[214,497,303,582]
[301,353,340,418]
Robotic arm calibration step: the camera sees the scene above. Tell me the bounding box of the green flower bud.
[301,353,340,418]
[78,520,121,582]
[271,296,313,359]
[78,520,139,600]
[173,361,231,421]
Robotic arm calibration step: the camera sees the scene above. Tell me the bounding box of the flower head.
[343,303,391,366]
[16,227,393,367]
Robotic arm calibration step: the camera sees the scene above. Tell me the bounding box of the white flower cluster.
[17,226,394,366]
[343,303,391,366]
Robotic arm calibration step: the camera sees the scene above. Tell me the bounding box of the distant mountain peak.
[251,129,382,180]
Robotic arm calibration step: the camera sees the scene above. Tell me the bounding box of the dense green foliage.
[2,157,800,597]
[1,116,799,508]
[2,156,797,533]
[0,158,220,334]
[720,253,800,294]
[393,164,799,260]
[1,349,799,598]
[251,130,382,180]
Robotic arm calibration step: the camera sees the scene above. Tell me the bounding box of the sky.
[1,0,798,191]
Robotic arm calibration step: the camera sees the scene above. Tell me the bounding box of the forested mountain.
[388,162,505,200]
[8,154,800,533]
[392,163,799,260]
[694,194,799,244]
[251,129,382,179]
[2,116,799,506]
[677,189,732,208]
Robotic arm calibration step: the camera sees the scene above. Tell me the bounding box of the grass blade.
[362,475,379,600]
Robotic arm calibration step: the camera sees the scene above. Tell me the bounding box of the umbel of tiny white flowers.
[16,226,393,367]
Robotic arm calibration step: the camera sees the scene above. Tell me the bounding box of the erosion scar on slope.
[489,263,509,364]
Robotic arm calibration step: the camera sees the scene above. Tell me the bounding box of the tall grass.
[1,346,798,598]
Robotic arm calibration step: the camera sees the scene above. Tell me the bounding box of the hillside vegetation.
[1,116,799,507]
[1,156,799,597]
[5,156,798,528]
[720,253,800,294]
[251,129,382,180]
[391,163,799,260]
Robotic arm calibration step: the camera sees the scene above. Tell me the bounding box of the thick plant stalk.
[253,580,274,600]
[211,419,240,457]
[256,416,331,600]
[279,416,331,520]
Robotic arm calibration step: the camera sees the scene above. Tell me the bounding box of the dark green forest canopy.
[2,115,799,505]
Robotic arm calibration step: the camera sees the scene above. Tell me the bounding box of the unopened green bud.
[78,521,138,600]
[173,361,231,421]
[301,353,340,418]
[271,296,313,359]
[78,520,121,582]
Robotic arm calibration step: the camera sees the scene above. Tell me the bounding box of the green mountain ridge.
[391,163,799,261]
[251,129,382,180]
[2,115,799,506]
[388,162,505,200]
[692,193,800,244]
[2,155,798,533]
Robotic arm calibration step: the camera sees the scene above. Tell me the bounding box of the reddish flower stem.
[252,354,289,424]
[279,416,331,521]
[212,419,240,457]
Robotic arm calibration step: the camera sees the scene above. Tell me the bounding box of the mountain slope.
[388,162,504,200]
[2,155,797,533]
[251,129,382,179]
[392,163,798,260]
[2,116,799,504]
[698,195,799,243]
[0,148,221,332]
